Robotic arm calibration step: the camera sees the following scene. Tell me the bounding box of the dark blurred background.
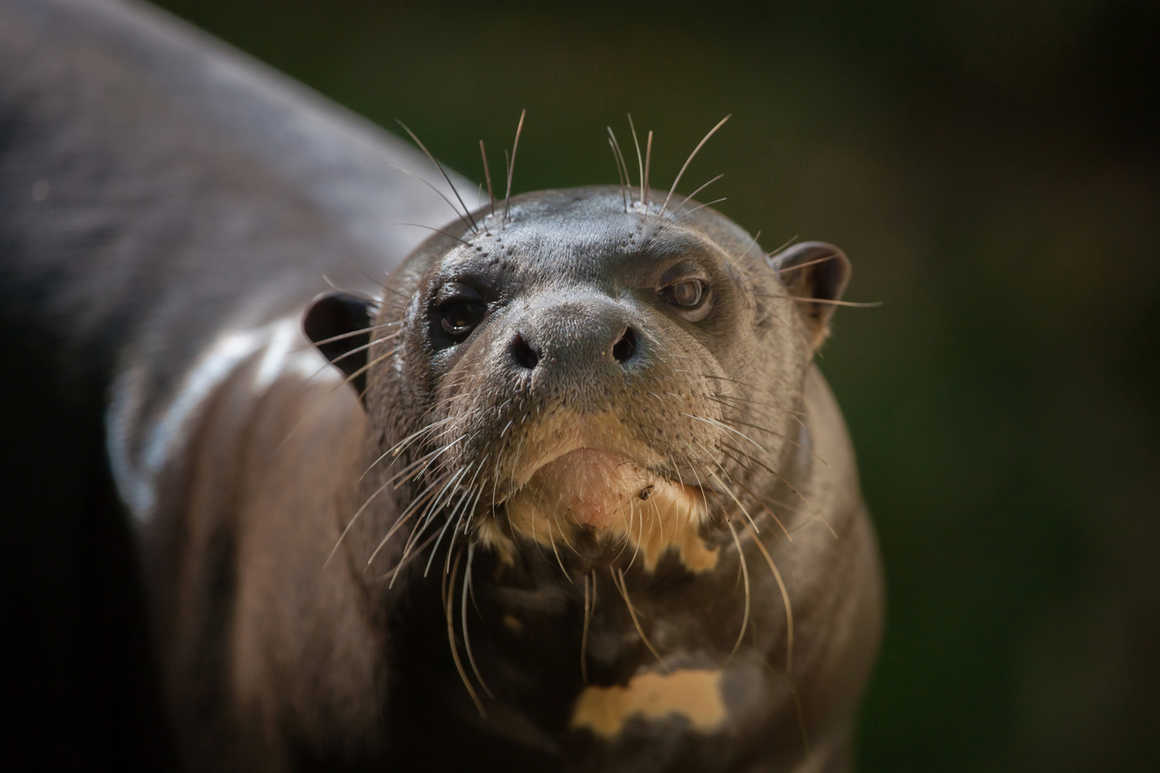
[150,1,1158,770]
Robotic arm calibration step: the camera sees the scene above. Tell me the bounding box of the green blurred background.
[151,1,1158,770]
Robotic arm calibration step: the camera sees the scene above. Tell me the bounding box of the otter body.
[2,2,881,771]
[146,189,883,773]
[325,191,883,772]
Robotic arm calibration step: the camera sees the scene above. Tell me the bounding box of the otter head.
[312,187,846,569]
[305,185,853,759]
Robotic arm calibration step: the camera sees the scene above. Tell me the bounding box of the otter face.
[304,186,848,581]
[403,189,756,564]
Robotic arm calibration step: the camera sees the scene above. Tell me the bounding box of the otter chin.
[506,446,707,532]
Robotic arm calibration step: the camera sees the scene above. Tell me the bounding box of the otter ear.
[303,291,375,400]
[769,241,851,350]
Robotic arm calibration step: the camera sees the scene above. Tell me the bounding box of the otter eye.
[660,277,710,321]
[433,283,486,343]
[664,279,706,308]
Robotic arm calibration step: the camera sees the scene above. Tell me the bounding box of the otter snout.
[502,294,647,390]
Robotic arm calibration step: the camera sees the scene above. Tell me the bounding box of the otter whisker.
[664,454,694,533]
[370,459,465,569]
[607,136,629,211]
[393,221,474,247]
[452,466,484,538]
[327,330,403,365]
[366,470,451,568]
[723,519,751,658]
[790,513,840,541]
[396,120,478,234]
[688,370,758,388]
[701,391,785,421]
[335,343,402,395]
[720,440,810,507]
[506,410,531,500]
[675,172,724,213]
[716,453,794,541]
[612,567,662,664]
[462,543,494,699]
[744,229,764,263]
[489,450,505,515]
[272,327,403,452]
[647,492,665,545]
[704,451,794,667]
[310,331,404,387]
[501,148,510,215]
[380,157,478,235]
[444,548,487,716]
[546,517,570,581]
[659,114,730,216]
[580,571,594,683]
[394,443,460,489]
[742,517,795,674]
[678,196,727,218]
[719,438,812,506]
[457,478,487,538]
[606,127,633,208]
[339,453,457,570]
[752,290,883,309]
[711,405,790,436]
[479,139,495,218]
[326,475,393,567]
[676,451,709,510]
[624,499,643,573]
[503,109,527,225]
[772,252,842,275]
[549,511,579,555]
[462,484,488,538]
[684,412,769,456]
[381,529,440,586]
[643,129,653,208]
[307,319,400,349]
[425,462,484,577]
[609,521,634,564]
[379,416,455,464]
[397,465,468,572]
[794,297,882,308]
[443,461,489,576]
[627,114,645,202]
[764,233,800,258]
[706,465,761,538]
[433,484,477,579]
[702,388,810,424]
[373,432,464,487]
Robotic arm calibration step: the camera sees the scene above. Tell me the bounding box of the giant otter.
[0,1,882,770]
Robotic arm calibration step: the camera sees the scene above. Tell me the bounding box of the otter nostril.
[612,326,637,364]
[510,333,540,370]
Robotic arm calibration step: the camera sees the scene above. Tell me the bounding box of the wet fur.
[1,1,881,770]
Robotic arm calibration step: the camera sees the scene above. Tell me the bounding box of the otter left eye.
[665,279,706,308]
[660,278,710,320]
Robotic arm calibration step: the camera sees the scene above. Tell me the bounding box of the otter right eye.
[433,283,486,343]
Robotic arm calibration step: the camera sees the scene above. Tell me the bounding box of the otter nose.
[507,300,643,373]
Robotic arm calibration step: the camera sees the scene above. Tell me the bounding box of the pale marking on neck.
[570,669,727,738]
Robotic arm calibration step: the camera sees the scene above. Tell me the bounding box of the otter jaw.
[501,445,705,547]
[515,449,655,529]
